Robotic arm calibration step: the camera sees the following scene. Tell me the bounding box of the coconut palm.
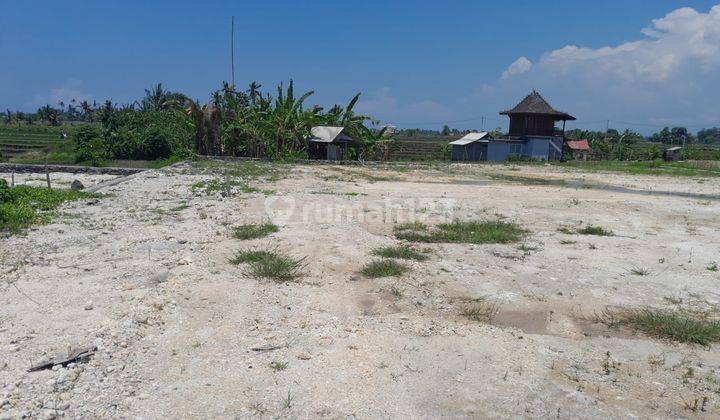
[186,99,222,155]
[140,83,188,111]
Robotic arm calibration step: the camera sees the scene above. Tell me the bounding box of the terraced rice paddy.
[0,125,67,160]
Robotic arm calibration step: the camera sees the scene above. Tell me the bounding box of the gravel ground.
[1,161,720,418]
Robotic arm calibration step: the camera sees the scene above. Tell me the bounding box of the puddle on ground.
[490,307,639,340]
[492,309,549,335]
[417,173,720,201]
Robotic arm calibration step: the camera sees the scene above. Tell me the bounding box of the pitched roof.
[449,131,490,145]
[566,139,590,150]
[500,91,575,120]
[309,126,354,143]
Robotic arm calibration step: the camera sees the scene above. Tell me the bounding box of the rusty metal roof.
[566,139,590,150]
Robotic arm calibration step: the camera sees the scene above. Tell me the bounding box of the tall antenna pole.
[230,16,235,89]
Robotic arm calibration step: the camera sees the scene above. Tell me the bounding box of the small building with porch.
[487,91,575,161]
[450,132,491,161]
[308,126,356,161]
[566,139,590,160]
[663,146,682,162]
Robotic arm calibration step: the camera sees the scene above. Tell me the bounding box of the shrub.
[101,108,193,160]
[73,125,110,165]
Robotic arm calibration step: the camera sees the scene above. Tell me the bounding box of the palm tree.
[248,81,262,105]
[186,99,222,155]
[140,83,188,111]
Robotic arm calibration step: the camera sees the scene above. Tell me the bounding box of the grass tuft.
[372,245,429,261]
[394,221,427,232]
[577,225,614,236]
[629,266,651,276]
[602,308,720,346]
[230,248,306,282]
[396,219,526,244]
[461,299,500,323]
[360,259,408,278]
[232,223,279,240]
[517,243,539,252]
[269,361,288,371]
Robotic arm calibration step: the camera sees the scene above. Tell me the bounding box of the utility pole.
[481,116,484,131]
[604,119,610,143]
[230,16,235,89]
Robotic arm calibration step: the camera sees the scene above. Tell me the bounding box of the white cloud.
[356,87,454,126]
[31,79,94,108]
[501,57,533,79]
[494,4,720,128]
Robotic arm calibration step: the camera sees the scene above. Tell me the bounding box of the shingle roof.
[449,131,490,145]
[309,126,354,143]
[500,91,575,120]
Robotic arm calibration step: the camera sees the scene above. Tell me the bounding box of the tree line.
[3,81,396,164]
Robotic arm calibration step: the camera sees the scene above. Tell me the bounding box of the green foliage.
[232,223,279,240]
[360,259,408,278]
[371,245,429,261]
[102,108,192,160]
[566,128,659,160]
[697,127,720,145]
[72,125,110,165]
[395,220,527,244]
[650,126,695,145]
[0,183,96,234]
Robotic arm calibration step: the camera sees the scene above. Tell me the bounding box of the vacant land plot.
[1,161,720,418]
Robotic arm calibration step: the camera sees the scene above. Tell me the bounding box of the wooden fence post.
[45,163,51,189]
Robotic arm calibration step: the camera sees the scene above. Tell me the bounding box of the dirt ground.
[1,160,720,418]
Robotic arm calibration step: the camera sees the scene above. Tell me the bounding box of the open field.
[560,160,720,177]
[2,161,720,418]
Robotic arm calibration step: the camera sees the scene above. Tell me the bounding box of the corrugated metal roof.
[449,132,490,145]
[309,126,345,143]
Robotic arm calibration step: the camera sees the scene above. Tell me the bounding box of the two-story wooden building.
[487,91,575,161]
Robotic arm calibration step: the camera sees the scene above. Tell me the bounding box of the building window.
[509,143,522,156]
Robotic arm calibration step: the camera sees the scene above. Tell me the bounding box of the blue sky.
[2,0,719,133]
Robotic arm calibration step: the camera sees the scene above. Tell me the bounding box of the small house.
[663,146,682,162]
[487,91,575,161]
[450,132,491,161]
[308,126,356,161]
[566,139,590,161]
